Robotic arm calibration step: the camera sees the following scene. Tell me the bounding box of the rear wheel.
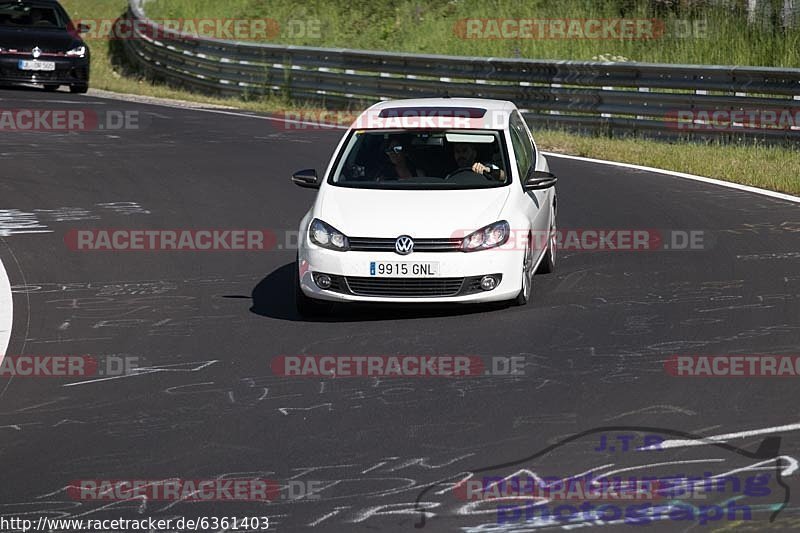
[69,84,88,94]
[295,258,333,318]
[43,84,59,92]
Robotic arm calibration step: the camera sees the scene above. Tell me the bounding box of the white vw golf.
[292,98,557,316]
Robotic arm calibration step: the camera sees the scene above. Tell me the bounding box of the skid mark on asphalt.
[737,251,800,260]
[603,405,698,421]
[62,360,218,388]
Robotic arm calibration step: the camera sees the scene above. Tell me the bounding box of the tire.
[43,84,59,92]
[69,84,88,94]
[513,237,533,306]
[295,258,333,317]
[537,224,556,274]
[537,198,557,274]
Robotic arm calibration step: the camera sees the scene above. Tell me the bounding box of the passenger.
[379,136,424,179]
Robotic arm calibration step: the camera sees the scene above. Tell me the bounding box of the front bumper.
[0,56,89,86]
[299,245,525,304]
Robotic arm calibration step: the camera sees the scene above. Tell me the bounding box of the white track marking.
[640,422,800,450]
[544,153,800,203]
[0,252,11,363]
[88,89,800,204]
[87,89,238,110]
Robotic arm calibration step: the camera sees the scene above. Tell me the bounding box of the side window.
[509,113,532,179]
[518,112,537,167]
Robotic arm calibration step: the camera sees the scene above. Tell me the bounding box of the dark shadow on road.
[246,262,509,322]
[0,84,65,94]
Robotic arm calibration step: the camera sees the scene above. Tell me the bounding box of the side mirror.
[292,169,320,189]
[523,170,557,191]
[77,23,90,33]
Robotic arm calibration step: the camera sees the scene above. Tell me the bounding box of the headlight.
[461,220,510,252]
[66,45,86,58]
[309,219,349,251]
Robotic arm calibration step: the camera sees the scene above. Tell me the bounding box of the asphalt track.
[0,87,799,532]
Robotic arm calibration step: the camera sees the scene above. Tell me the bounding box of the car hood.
[0,27,83,51]
[316,186,511,238]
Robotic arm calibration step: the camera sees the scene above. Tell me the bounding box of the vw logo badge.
[395,235,414,255]
[32,47,42,59]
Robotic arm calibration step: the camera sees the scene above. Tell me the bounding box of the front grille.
[0,68,82,81]
[344,277,465,297]
[1,50,65,57]
[349,237,462,253]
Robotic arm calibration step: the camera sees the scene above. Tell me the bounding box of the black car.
[0,0,89,93]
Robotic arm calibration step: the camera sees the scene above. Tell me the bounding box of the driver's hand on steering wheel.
[472,162,505,181]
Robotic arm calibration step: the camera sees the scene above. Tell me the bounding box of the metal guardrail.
[122,0,800,142]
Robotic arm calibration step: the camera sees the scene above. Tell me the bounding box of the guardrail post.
[283,52,292,101]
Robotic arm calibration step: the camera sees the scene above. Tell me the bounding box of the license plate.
[18,60,56,71]
[369,261,440,277]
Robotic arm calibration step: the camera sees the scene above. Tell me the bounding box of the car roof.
[353,98,518,130]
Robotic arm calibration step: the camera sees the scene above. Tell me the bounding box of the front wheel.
[513,240,533,306]
[537,225,556,274]
[537,199,557,274]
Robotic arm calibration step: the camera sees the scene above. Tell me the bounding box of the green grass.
[534,130,800,195]
[58,0,800,196]
[60,0,297,109]
[144,0,800,67]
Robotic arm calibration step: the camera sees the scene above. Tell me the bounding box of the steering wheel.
[443,166,481,181]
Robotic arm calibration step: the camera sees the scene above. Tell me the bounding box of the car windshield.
[0,2,68,29]
[329,129,510,189]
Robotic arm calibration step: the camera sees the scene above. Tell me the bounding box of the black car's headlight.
[66,45,87,58]
[461,220,510,252]
[309,219,349,251]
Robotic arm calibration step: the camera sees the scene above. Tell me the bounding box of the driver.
[452,143,506,181]
[29,8,51,26]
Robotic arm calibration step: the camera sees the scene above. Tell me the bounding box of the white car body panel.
[316,187,511,237]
